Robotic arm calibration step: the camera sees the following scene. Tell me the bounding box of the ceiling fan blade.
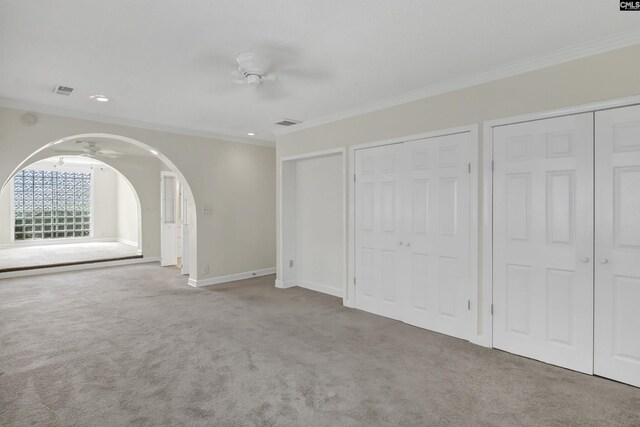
[257,82,286,101]
[279,66,330,81]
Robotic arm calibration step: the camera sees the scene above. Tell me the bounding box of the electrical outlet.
[289,259,294,268]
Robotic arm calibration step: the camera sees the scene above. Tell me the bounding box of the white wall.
[280,154,344,297]
[92,166,118,239]
[0,107,276,281]
[275,44,640,338]
[294,155,343,296]
[116,172,138,246]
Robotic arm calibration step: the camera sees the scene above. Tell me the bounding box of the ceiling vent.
[275,118,301,127]
[53,85,74,96]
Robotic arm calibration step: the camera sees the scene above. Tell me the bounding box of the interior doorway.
[160,171,190,275]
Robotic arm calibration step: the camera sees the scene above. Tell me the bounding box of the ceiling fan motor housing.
[237,51,264,85]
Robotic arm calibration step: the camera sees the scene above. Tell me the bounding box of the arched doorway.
[0,133,198,282]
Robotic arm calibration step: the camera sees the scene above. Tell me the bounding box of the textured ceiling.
[1,0,638,143]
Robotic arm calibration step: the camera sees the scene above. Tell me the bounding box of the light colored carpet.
[0,241,139,270]
[0,264,639,426]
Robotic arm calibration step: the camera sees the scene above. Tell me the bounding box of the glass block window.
[13,169,91,241]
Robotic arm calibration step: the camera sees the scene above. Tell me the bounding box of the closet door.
[403,133,471,339]
[355,143,405,321]
[595,105,640,388]
[493,114,594,373]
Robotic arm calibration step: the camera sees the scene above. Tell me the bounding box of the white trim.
[480,94,640,351]
[0,236,126,249]
[348,124,481,341]
[483,94,640,129]
[117,238,138,247]
[288,281,345,298]
[188,267,276,287]
[277,148,348,304]
[0,256,159,280]
[0,97,275,148]
[274,30,640,136]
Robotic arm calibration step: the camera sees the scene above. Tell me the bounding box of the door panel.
[493,114,594,373]
[161,172,178,267]
[355,144,404,320]
[403,133,470,339]
[354,132,471,340]
[595,105,640,388]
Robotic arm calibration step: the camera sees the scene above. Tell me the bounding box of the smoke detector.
[53,85,74,96]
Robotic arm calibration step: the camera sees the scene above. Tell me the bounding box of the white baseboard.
[116,238,138,248]
[0,256,160,280]
[0,237,139,249]
[297,280,344,298]
[274,278,296,289]
[188,267,276,287]
[275,279,344,298]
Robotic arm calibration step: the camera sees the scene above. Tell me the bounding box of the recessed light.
[247,132,256,136]
[149,149,159,155]
[90,94,109,102]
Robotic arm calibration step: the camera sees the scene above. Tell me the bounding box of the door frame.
[276,147,348,297]
[481,94,640,349]
[348,124,480,343]
[160,170,178,267]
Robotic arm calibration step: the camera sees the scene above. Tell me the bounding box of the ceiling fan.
[209,47,329,100]
[54,140,122,159]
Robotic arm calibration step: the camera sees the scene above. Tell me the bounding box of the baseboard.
[276,279,344,298]
[187,267,276,288]
[297,280,344,298]
[0,237,136,249]
[0,256,160,280]
[116,238,138,248]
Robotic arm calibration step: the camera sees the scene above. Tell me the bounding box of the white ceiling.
[1,1,639,143]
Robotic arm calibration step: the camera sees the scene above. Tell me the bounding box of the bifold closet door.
[402,133,470,340]
[594,105,640,388]
[492,114,594,373]
[354,132,471,339]
[354,143,405,321]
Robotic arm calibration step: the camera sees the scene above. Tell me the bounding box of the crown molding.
[0,98,275,148]
[273,29,640,137]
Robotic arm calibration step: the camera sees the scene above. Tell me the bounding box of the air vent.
[275,118,301,127]
[53,85,74,96]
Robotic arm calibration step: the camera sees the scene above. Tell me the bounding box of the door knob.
[580,257,589,263]
[599,258,609,264]
[405,242,411,247]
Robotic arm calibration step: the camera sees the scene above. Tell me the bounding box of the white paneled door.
[355,143,405,321]
[492,114,594,373]
[160,171,178,267]
[355,132,471,339]
[595,105,640,388]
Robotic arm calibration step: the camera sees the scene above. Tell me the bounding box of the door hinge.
[490,303,494,315]
[467,300,471,311]
[468,163,471,174]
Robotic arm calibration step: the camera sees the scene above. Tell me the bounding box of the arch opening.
[0,133,198,281]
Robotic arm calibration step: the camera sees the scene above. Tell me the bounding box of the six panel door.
[403,133,471,339]
[594,105,640,388]
[354,132,471,340]
[355,143,405,321]
[492,114,594,374]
